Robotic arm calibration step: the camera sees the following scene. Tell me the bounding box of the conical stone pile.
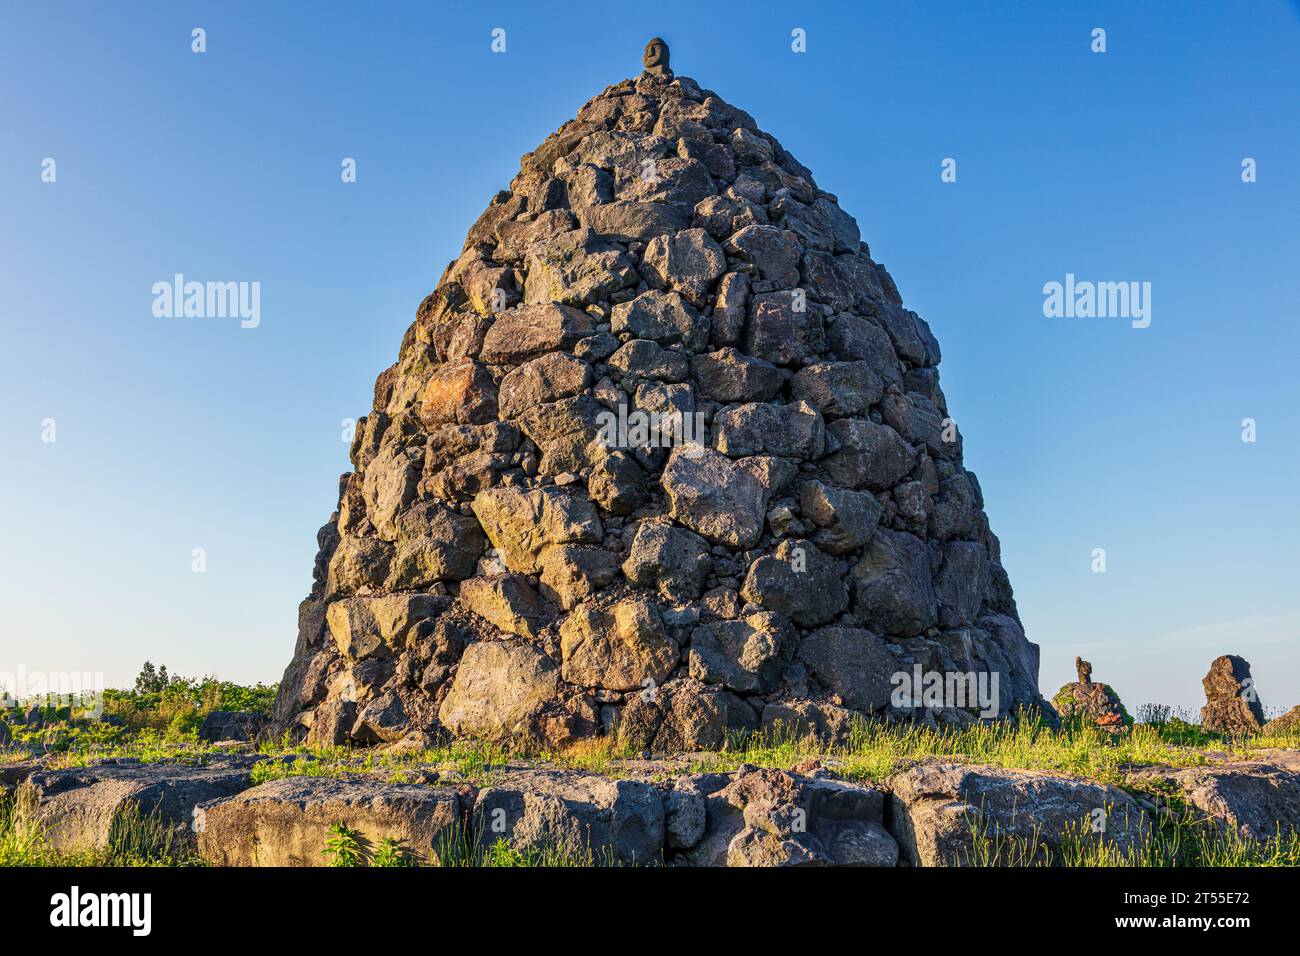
[273,40,1048,751]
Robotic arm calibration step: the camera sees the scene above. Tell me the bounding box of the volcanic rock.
[1201,655,1267,734]
[272,42,1045,750]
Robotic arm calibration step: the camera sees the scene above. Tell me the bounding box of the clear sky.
[1,1,1297,714]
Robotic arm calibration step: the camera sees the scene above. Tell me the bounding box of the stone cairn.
[1051,657,1130,732]
[272,39,1048,751]
[1201,654,1265,735]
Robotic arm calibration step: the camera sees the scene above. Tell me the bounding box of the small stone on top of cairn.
[1052,657,1131,732]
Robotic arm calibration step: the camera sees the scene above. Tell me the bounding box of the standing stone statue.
[1053,658,1129,732]
[1201,655,1265,734]
[642,37,671,76]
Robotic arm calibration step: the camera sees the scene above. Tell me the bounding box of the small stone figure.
[1053,659,1129,732]
[642,37,671,76]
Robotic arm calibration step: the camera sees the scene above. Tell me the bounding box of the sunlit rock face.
[273,45,1046,752]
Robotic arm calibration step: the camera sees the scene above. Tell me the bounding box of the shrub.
[322,823,364,867]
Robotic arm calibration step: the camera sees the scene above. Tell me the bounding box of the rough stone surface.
[460,573,542,639]
[621,521,712,601]
[559,597,678,691]
[798,627,897,713]
[1201,655,1267,735]
[682,767,897,867]
[1128,759,1300,842]
[273,55,1045,749]
[198,711,267,743]
[437,641,560,739]
[197,776,461,866]
[662,446,768,549]
[689,612,793,693]
[888,761,1152,866]
[473,770,665,866]
[19,738,1300,868]
[18,758,256,853]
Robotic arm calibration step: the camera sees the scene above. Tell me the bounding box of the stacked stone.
[1052,657,1131,732]
[273,51,1047,751]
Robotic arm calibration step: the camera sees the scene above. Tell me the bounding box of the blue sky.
[1,1,1296,712]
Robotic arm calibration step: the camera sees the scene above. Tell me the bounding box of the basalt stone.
[693,195,763,240]
[825,313,902,386]
[611,289,709,353]
[419,358,498,426]
[791,361,884,419]
[1201,655,1266,735]
[641,227,727,307]
[622,521,713,601]
[821,419,916,492]
[460,573,543,639]
[690,348,783,403]
[326,535,394,598]
[538,543,621,610]
[741,539,849,628]
[274,45,1046,748]
[614,156,714,211]
[688,611,793,693]
[576,201,688,242]
[608,339,690,383]
[437,641,560,740]
[798,627,897,713]
[710,271,751,346]
[851,529,937,637]
[523,227,638,306]
[712,400,824,460]
[799,480,882,555]
[480,303,595,364]
[588,451,648,516]
[744,291,825,367]
[725,225,801,288]
[498,352,591,420]
[559,597,678,692]
[386,502,485,589]
[326,593,447,661]
[661,446,768,550]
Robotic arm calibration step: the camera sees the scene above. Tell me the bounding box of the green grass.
[247,737,519,787]
[0,791,204,867]
[682,711,1300,785]
[3,703,1298,868]
[962,796,1300,867]
[2,660,275,758]
[8,709,1299,788]
[432,821,623,868]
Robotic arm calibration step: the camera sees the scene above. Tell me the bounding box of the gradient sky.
[1,1,1297,713]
